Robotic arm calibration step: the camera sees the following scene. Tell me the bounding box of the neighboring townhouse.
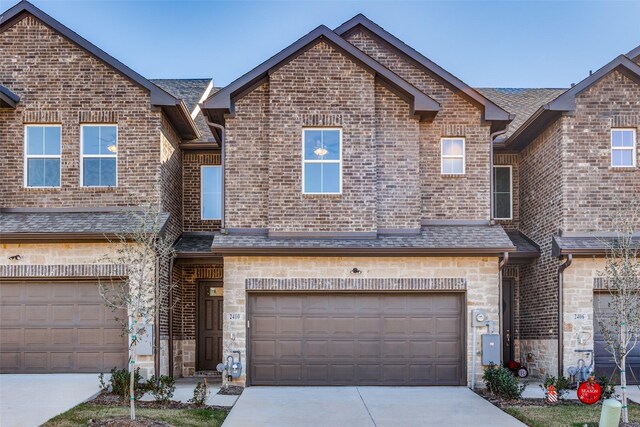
[0,1,200,376]
[1,1,638,388]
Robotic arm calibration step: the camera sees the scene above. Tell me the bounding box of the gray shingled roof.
[151,79,217,142]
[553,235,640,256]
[0,211,169,236]
[212,225,514,254]
[476,88,567,138]
[506,231,540,257]
[174,233,216,254]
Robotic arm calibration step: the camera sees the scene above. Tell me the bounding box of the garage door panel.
[0,281,128,373]
[249,292,464,385]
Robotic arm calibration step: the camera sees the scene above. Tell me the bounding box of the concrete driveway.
[222,386,526,427]
[0,374,101,427]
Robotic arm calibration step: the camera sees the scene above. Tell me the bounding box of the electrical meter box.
[482,334,500,365]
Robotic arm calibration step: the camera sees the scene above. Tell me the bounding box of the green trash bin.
[599,399,622,427]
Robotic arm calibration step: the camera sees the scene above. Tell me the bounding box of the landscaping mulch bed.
[88,418,170,427]
[217,385,244,396]
[476,388,578,408]
[90,392,230,412]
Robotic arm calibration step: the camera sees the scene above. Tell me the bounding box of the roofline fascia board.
[210,246,516,256]
[0,232,130,243]
[333,14,511,122]
[627,45,640,61]
[0,85,20,108]
[0,1,199,138]
[201,25,440,123]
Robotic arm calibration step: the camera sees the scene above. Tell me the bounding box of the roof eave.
[0,85,20,108]
[211,246,516,257]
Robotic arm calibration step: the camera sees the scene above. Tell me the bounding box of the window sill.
[302,193,343,198]
[440,173,466,177]
[608,166,637,171]
[79,186,118,192]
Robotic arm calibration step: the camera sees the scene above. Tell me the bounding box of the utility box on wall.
[482,334,500,365]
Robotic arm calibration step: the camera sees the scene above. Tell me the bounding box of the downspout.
[558,254,573,377]
[206,120,226,229]
[154,256,160,378]
[168,257,175,377]
[499,252,509,364]
[490,127,509,222]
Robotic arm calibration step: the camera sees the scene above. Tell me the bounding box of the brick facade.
[182,152,222,232]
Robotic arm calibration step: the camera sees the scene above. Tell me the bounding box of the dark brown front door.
[502,279,514,363]
[197,281,223,371]
[248,292,465,386]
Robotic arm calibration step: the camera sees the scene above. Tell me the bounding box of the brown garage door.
[0,281,128,373]
[249,292,465,386]
[594,293,640,384]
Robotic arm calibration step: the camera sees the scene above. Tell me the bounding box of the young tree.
[97,200,176,420]
[596,213,640,423]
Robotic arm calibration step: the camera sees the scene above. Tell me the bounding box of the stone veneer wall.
[223,256,500,387]
[514,339,558,378]
[0,243,155,376]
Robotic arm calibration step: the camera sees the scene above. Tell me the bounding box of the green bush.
[105,367,147,402]
[483,363,526,400]
[540,374,571,399]
[596,374,618,400]
[147,375,176,403]
[188,381,210,406]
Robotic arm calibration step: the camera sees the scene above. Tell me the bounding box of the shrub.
[188,380,210,406]
[596,374,618,400]
[98,372,108,392]
[483,363,526,400]
[540,374,571,399]
[107,367,147,402]
[147,375,176,403]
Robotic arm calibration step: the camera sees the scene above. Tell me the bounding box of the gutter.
[557,254,573,377]
[206,120,226,230]
[490,127,509,221]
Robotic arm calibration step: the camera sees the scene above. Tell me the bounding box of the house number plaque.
[228,313,242,321]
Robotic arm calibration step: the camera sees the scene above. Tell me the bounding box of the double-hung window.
[441,137,465,174]
[493,166,513,220]
[303,128,342,194]
[25,125,61,188]
[201,165,222,220]
[611,128,636,167]
[81,124,117,187]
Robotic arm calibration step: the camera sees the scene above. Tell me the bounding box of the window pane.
[201,166,222,219]
[83,126,101,155]
[100,126,117,154]
[304,163,322,193]
[612,149,633,167]
[621,130,635,147]
[202,166,221,192]
[442,139,463,156]
[443,158,463,174]
[83,158,101,186]
[100,158,117,186]
[494,167,511,192]
[322,163,340,193]
[43,159,60,187]
[27,127,44,155]
[613,130,634,148]
[495,193,511,219]
[44,127,61,155]
[304,130,323,160]
[202,192,221,219]
[27,158,45,187]
[321,130,341,160]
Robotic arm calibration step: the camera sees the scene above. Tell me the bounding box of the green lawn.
[505,404,640,427]
[42,403,228,427]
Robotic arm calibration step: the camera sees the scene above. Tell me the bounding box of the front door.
[197,281,223,371]
[502,279,514,363]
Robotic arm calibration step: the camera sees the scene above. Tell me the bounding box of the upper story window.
[493,165,512,220]
[611,128,636,167]
[201,165,222,220]
[25,125,61,188]
[441,137,465,175]
[303,128,342,194]
[81,124,117,187]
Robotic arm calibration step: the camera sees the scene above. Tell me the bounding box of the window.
[611,128,636,167]
[493,166,512,220]
[201,166,222,220]
[303,128,342,194]
[441,138,465,174]
[25,125,61,188]
[81,124,117,187]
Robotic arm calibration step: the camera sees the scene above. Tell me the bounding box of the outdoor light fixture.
[314,147,328,157]
[351,268,362,274]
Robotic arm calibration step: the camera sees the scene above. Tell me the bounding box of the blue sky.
[6,0,640,88]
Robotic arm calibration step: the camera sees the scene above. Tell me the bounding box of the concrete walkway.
[222,386,526,427]
[0,374,101,427]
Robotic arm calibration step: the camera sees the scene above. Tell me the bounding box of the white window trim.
[80,124,118,187]
[493,165,513,220]
[440,137,466,175]
[201,165,222,220]
[302,127,343,194]
[24,124,62,188]
[611,128,637,168]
